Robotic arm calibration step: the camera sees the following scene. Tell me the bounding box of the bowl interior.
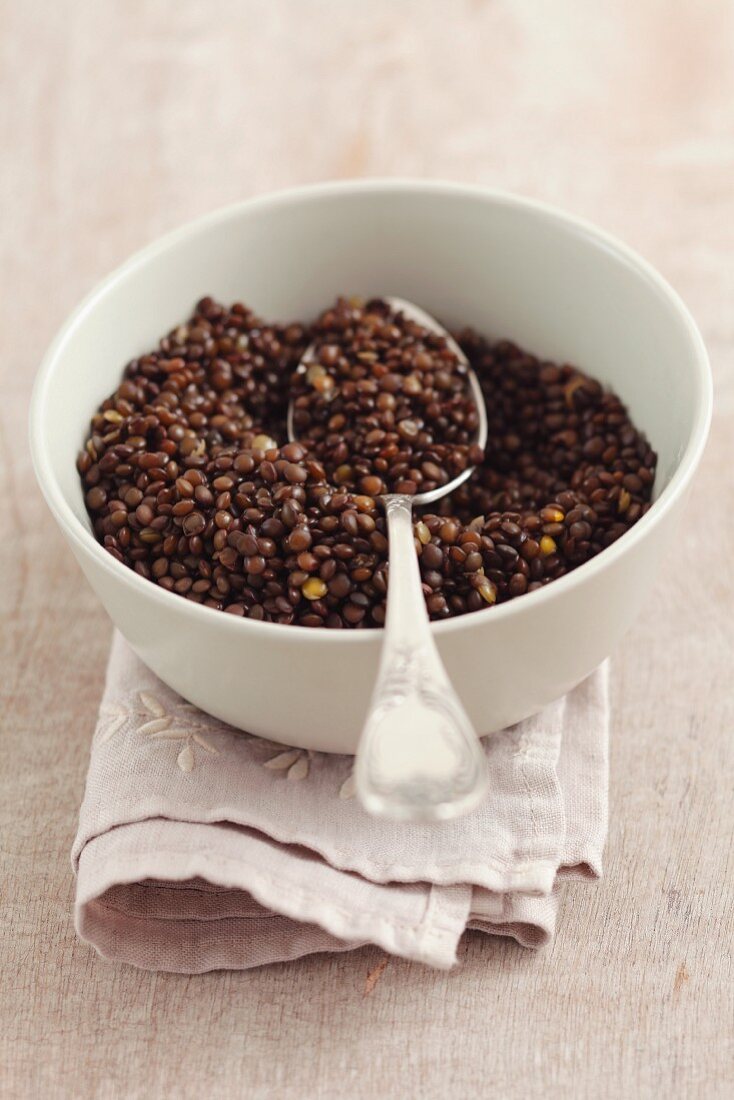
[37,184,705,539]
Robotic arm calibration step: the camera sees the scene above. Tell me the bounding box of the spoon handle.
[354,495,488,822]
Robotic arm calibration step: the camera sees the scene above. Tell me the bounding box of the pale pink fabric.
[72,632,609,972]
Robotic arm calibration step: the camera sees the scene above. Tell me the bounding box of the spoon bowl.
[288,296,490,822]
[287,297,488,506]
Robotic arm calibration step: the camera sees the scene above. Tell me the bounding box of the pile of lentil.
[77,295,656,627]
[290,297,484,496]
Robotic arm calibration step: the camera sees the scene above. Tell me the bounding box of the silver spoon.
[288,297,489,822]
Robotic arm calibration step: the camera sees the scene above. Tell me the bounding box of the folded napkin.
[72,632,608,972]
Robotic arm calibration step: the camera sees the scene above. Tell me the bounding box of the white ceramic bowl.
[30,181,711,753]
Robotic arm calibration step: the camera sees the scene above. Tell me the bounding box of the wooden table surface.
[2,2,732,1096]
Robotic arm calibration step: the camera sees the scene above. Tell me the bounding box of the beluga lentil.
[77,296,656,627]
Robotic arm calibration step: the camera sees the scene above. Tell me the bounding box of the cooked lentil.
[290,297,484,496]
[77,296,656,627]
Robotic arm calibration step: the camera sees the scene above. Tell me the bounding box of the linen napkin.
[72,632,608,972]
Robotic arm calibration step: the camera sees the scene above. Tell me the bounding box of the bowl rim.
[29,178,712,646]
